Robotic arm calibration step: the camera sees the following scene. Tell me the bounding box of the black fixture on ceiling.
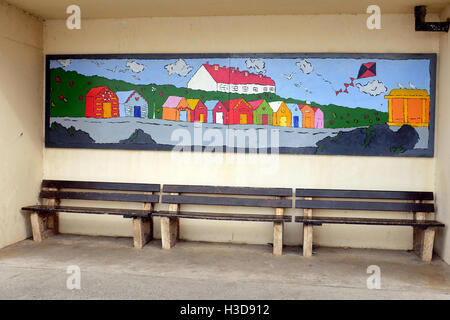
[415,5,449,32]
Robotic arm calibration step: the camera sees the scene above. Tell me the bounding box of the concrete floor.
[0,234,449,300]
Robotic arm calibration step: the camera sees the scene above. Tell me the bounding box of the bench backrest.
[162,185,292,208]
[295,189,434,212]
[40,180,160,204]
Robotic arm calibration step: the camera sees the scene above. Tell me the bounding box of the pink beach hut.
[312,107,324,129]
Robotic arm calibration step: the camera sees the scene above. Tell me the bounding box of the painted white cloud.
[356,80,387,96]
[245,58,266,74]
[126,61,146,73]
[164,59,193,77]
[296,59,313,74]
[57,59,72,68]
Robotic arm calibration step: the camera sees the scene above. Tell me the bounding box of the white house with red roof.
[187,62,276,95]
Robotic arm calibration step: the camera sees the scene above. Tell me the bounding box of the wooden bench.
[152,185,293,255]
[21,180,160,248]
[294,189,445,262]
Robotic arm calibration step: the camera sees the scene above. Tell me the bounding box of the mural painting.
[46,53,436,156]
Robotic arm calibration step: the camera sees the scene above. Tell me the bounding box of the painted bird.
[282,71,296,80]
[91,60,105,68]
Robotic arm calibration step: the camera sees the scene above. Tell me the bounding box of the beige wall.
[42,13,445,251]
[435,6,450,264]
[0,1,43,248]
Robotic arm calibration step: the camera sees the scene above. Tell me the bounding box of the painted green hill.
[49,68,388,128]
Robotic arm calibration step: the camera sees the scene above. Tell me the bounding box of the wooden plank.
[295,216,445,227]
[153,211,292,222]
[22,205,152,218]
[303,197,313,257]
[40,191,159,203]
[162,195,292,208]
[295,199,434,212]
[295,188,433,200]
[42,180,160,192]
[163,184,292,197]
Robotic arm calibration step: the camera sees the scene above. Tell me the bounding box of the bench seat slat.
[40,191,159,203]
[295,200,434,212]
[21,205,152,218]
[163,184,292,197]
[295,188,433,200]
[42,180,160,192]
[162,195,292,208]
[154,211,292,222]
[295,216,445,228]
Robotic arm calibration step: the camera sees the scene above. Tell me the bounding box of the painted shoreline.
[49,117,358,148]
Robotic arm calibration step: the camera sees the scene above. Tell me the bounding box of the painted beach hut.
[177,97,194,122]
[300,104,315,128]
[116,90,149,118]
[384,89,430,127]
[248,99,273,125]
[223,98,253,125]
[162,96,190,121]
[204,100,219,124]
[312,107,324,129]
[286,103,303,128]
[213,101,227,124]
[187,99,207,123]
[269,101,291,127]
[85,86,119,118]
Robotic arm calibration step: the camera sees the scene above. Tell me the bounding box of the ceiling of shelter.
[5,0,450,20]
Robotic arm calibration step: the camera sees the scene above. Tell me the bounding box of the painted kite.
[336,62,376,95]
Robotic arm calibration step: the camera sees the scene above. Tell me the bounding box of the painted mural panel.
[45,53,436,157]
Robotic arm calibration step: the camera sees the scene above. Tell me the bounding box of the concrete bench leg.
[273,222,283,256]
[303,202,313,257]
[303,224,313,257]
[413,227,436,262]
[161,217,179,249]
[132,217,152,249]
[30,212,58,242]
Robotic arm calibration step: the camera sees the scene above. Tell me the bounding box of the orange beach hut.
[162,96,191,122]
[300,105,315,128]
[384,89,430,127]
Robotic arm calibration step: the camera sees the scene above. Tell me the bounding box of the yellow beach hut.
[269,101,292,127]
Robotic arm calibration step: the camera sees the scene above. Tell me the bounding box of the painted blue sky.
[50,56,431,112]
